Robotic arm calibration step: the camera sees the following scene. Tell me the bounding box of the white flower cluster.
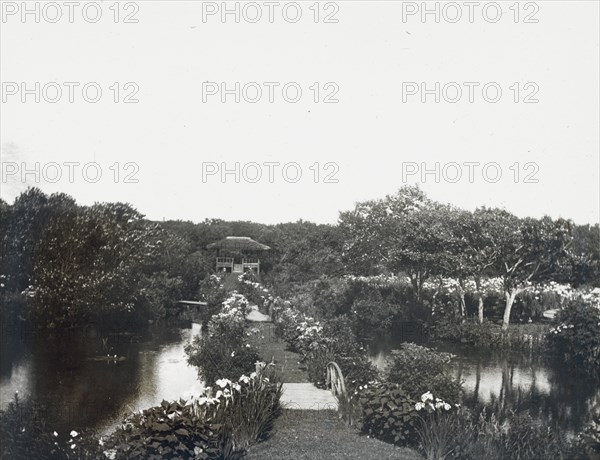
[414,391,458,412]
[344,274,405,287]
[550,323,575,335]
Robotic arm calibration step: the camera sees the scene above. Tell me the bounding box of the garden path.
[246,316,338,410]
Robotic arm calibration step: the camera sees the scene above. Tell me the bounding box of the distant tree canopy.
[0,186,597,331]
[339,185,597,329]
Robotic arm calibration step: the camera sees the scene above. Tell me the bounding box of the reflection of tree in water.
[462,348,599,434]
[17,321,198,433]
[25,328,144,433]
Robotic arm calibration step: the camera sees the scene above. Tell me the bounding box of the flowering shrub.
[186,292,260,384]
[351,381,420,446]
[547,295,600,376]
[237,272,270,309]
[387,343,462,403]
[108,364,282,459]
[197,274,228,318]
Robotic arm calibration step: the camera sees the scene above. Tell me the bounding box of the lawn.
[245,409,423,460]
[247,321,310,383]
[246,320,423,459]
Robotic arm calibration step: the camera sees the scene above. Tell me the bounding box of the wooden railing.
[326,361,347,400]
[216,257,234,270]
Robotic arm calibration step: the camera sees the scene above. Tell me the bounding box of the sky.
[1,0,599,225]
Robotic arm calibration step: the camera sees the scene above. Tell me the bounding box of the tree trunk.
[475,278,484,324]
[457,279,466,318]
[502,288,518,331]
[477,294,484,324]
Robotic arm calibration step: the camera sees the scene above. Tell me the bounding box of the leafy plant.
[387,343,462,403]
[352,381,419,446]
[547,295,600,376]
[186,292,260,384]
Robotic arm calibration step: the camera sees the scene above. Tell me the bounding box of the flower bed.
[106,363,282,459]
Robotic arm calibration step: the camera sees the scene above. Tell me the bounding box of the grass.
[247,322,310,383]
[245,409,423,460]
[246,320,423,459]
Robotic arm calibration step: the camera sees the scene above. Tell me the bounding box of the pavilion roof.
[207,236,270,251]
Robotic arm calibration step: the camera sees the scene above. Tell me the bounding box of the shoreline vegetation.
[1,186,599,459]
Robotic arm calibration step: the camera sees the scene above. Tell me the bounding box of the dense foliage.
[387,343,462,403]
[186,292,261,384]
[352,382,419,446]
[547,295,600,377]
[108,366,282,459]
[0,394,102,460]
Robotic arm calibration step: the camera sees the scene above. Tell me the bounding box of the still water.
[0,322,204,435]
[368,333,600,434]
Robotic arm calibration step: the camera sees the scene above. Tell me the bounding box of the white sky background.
[1,0,599,225]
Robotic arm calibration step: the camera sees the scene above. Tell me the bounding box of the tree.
[490,213,572,330]
[569,224,600,287]
[339,186,453,302]
[32,202,165,328]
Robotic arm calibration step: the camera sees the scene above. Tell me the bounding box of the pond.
[0,321,204,435]
[367,331,600,435]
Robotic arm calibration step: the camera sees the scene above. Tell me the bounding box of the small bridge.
[280,362,347,411]
[177,300,208,308]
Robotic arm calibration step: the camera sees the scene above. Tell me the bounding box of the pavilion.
[207,236,270,275]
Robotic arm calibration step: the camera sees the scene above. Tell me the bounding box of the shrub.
[186,292,260,384]
[432,318,504,347]
[0,393,102,460]
[107,364,282,459]
[305,316,379,389]
[387,343,462,403]
[547,295,600,376]
[580,405,600,458]
[107,399,225,459]
[238,272,270,310]
[352,381,420,446]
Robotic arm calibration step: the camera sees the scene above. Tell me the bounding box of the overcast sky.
[1,1,599,225]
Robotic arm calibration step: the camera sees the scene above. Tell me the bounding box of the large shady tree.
[489,211,573,330]
[339,185,454,302]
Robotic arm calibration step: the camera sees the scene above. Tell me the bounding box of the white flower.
[232,383,241,392]
[239,375,250,384]
[99,438,104,446]
[71,444,76,450]
[70,430,79,438]
[216,379,231,388]
[444,403,451,411]
[250,372,257,379]
[245,344,251,348]
[231,351,236,357]
[415,402,425,411]
[215,390,223,399]
[421,391,433,403]
[53,431,58,437]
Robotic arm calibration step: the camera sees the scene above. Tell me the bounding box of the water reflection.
[0,322,204,434]
[368,336,600,434]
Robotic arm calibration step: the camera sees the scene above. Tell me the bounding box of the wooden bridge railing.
[326,361,347,400]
